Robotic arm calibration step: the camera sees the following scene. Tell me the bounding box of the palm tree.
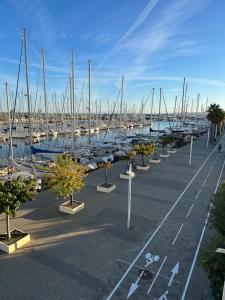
[0,176,37,240]
[45,155,87,207]
[207,104,225,143]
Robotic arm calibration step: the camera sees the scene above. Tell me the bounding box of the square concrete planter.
[149,158,161,164]
[59,200,84,215]
[120,172,135,179]
[160,153,170,158]
[97,183,116,193]
[136,165,150,170]
[0,229,30,254]
[168,149,176,154]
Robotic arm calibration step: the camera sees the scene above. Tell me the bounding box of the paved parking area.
[0,134,224,299]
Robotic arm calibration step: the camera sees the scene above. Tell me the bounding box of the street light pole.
[189,135,193,166]
[127,163,133,230]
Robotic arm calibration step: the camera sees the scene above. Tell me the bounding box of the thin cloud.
[96,0,160,71]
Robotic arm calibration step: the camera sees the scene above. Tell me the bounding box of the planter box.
[149,159,161,164]
[120,172,135,179]
[97,183,116,193]
[168,149,176,154]
[160,153,170,158]
[0,229,30,254]
[59,200,84,215]
[136,165,150,170]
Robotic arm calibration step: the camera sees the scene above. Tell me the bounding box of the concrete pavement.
[0,134,224,300]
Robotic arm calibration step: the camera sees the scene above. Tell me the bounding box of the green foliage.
[132,143,156,156]
[98,161,112,169]
[44,155,87,200]
[210,182,225,236]
[200,181,225,299]
[0,176,37,217]
[207,104,225,124]
[119,149,137,162]
[200,235,225,300]
[161,135,175,147]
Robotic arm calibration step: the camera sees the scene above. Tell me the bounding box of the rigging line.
[12,36,24,130]
[62,63,72,113]
[103,88,121,142]
[162,90,172,131]
[33,53,42,114]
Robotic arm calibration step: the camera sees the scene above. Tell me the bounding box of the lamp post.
[127,163,134,230]
[189,135,193,166]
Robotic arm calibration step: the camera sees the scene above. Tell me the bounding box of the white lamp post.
[189,135,193,166]
[127,163,134,230]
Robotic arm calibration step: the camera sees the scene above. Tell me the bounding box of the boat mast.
[173,95,177,124]
[150,87,154,133]
[23,28,32,144]
[88,59,91,145]
[181,77,186,125]
[120,75,124,130]
[42,48,49,147]
[158,88,162,139]
[5,82,13,161]
[71,49,75,154]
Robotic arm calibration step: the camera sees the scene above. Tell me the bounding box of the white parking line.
[206,171,211,178]
[106,145,218,300]
[202,178,207,187]
[181,159,225,300]
[186,203,194,218]
[147,256,167,294]
[172,224,184,245]
[195,189,202,199]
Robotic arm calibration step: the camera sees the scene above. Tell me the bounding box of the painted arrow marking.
[168,262,179,287]
[127,270,144,299]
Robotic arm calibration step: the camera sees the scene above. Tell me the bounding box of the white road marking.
[181,158,225,300]
[172,224,184,245]
[202,178,207,187]
[127,270,144,298]
[195,189,202,199]
[168,262,179,286]
[147,256,167,294]
[206,170,211,178]
[106,144,218,300]
[186,203,194,218]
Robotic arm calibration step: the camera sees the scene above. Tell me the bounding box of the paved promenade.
[0,134,225,299]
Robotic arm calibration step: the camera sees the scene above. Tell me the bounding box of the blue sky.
[0,0,225,113]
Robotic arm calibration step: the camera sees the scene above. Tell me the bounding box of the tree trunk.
[70,190,74,206]
[141,153,144,166]
[6,210,11,240]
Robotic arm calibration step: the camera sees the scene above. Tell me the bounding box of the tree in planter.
[0,176,37,240]
[119,149,137,173]
[200,182,225,299]
[161,135,175,153]
[98,160,112,186]
[44,155,87,207]
[133,143,156,166]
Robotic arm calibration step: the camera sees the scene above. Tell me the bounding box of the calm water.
[0,121,179,161]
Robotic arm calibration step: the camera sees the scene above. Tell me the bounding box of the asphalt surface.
[0,133,225,300]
